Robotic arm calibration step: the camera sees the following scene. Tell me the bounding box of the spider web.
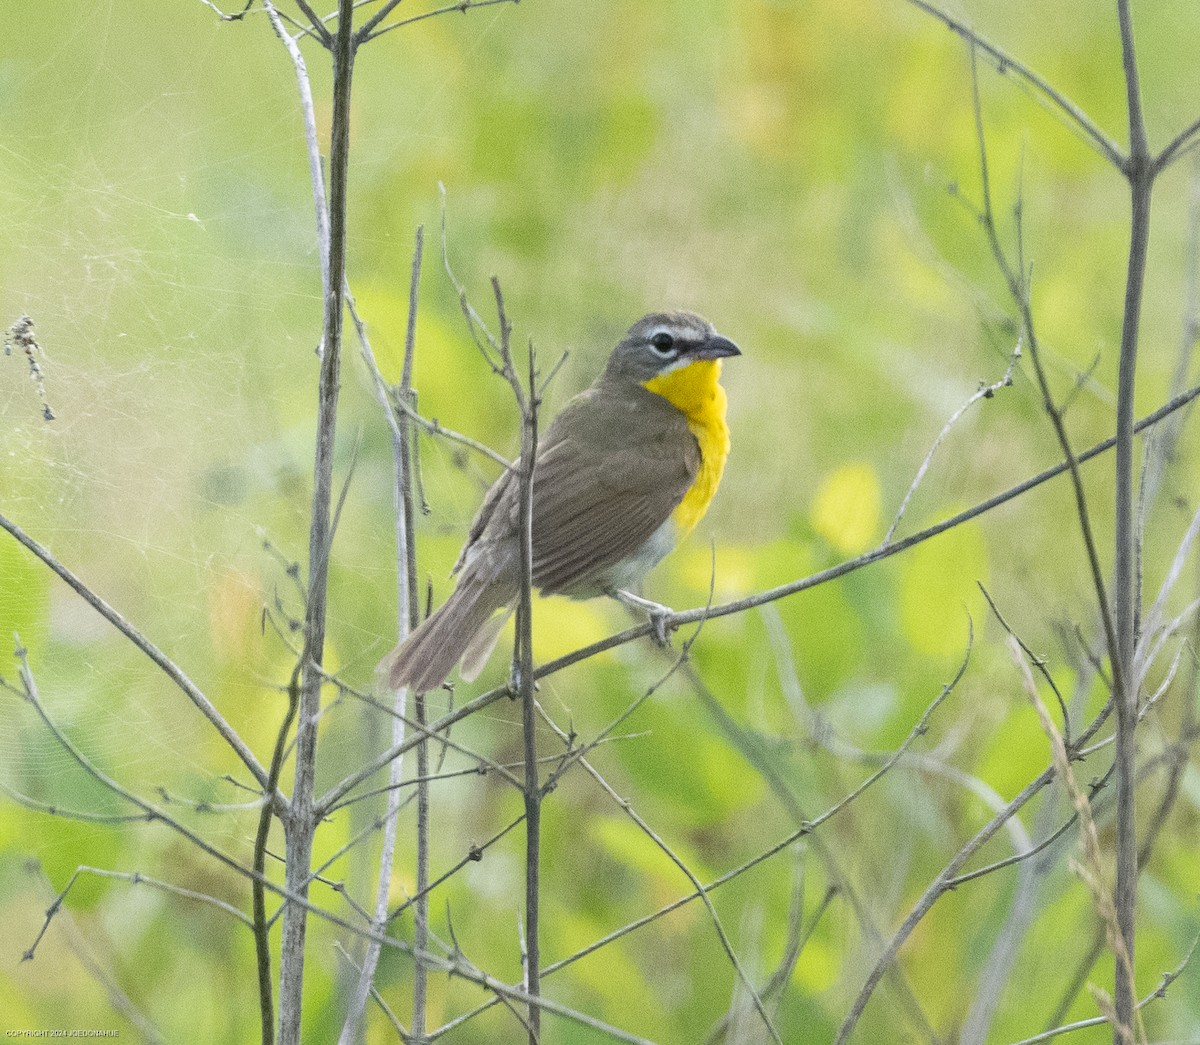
[0,2,348,802]
[0,0,524,820]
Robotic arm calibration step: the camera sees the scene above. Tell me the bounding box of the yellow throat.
[642,359,731,540]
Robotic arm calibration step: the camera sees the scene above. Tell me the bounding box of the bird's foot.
[612,589,675,647]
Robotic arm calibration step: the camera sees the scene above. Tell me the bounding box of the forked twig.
[884,340,1021,545]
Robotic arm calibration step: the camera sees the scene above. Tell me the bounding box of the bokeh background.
[3,1,1200,1041]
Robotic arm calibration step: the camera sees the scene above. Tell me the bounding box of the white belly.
[586,517,677,595]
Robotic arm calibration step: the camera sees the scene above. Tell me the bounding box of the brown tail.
[382,571,512,692]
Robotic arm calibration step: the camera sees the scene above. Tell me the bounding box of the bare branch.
[0,512,273,795]
[334,943,410,1039]
[833,684,1118,1044]
[507,284,542,1045]
[1113,2,1155,1031]
[884,340,1020,545]
[362,0,520,43]
[966,44,1121,687]
[391,388,514,469]
[979,584,1071,743]
[293,0,334,45]
[433,645,962,1040]
[439,186,504,371]
[1155,114,1200,174]
[1011,636,1141,1045]
[703,866,834,1045]
[195,0,256,21]
[315,383,1200,829]
[264,1,330,295]
[529,383,1200,682]
[25,865,167,1045]
[902,0,1125,169]
[338,225,425,1045]
[278,0,356,1037]
[534,692,784,1045]
[253,657,304,1045]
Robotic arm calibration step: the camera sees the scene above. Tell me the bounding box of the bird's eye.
[649,332,676,355]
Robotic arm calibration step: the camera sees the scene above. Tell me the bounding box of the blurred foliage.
[3,0,1200,1042]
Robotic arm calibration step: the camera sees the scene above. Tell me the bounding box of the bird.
[383,310,740,692]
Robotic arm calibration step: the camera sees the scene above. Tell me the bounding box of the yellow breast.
[642,359,731,540]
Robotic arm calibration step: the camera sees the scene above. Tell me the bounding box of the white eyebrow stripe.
[647,323,706,344]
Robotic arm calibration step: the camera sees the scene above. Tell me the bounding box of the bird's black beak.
[694,334,741,360]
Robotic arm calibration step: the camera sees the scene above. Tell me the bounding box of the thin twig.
[884,339,1020,545]
[25,865,167,1045]
[354,0,406,40]
[966,45,1121,686]
[363,0,520,42]
[532,579,784,1045]
[335,943,410,1039]
[902,0,1124,169]
[1011,636,1142,1045]
[391,389,513,469]
[1155,114,1200,174]
[1048,553,1200,1030]
[9,643,389,952]
[1014,932,1199,1045]
[0,778,153,825]
[13,653,535,1023]
[30,864,255,941]
[1136,158,1200,620]
[439,187,503,370]
[979,583,1071,744]
[533,696,784,1045]
[293,0,333,45]
[702,866,834,1045]
[541,581,714,795]
[833,683,1119,1044]
[314,669,523,795]
[195,0,255,21]
[388,816,526,925]
[433,646,964,1041]
[264,0,330,298]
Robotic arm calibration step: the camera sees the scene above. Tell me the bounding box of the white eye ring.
[649,331,676,355]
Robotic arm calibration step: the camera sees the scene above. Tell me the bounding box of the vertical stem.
[1113,1,1151,1038]
[404,232,429,1045]
[412,694,430,1041]
[253,671,301,1045]
[399,231,424,633]
[516,341,541,1043]
[1112,181,1151,1039]
[337,230,423,1045]
[278,2,356,1042]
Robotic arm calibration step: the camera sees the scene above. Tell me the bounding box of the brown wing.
[455,382,698,596]
[530,384,697,595]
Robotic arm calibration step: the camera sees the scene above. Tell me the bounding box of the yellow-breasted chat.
[384,310,740,692]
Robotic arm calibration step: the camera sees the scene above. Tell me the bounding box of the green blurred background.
[2,1,1200,1041]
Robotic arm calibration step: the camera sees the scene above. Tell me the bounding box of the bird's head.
[603,311,741,384]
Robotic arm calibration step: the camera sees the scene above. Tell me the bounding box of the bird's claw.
[611,588,675,648]
[648,606,673,648]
